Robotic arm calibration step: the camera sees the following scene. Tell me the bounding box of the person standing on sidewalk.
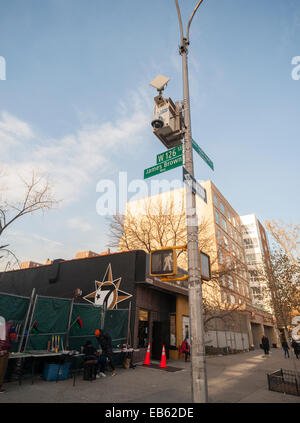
[291,340,300,359]
[95,329,116,376]
[179,338,190,362]
[261,335,270,355]
[0,321,15,394]
[281,340,290,358]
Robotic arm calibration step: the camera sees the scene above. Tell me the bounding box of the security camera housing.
[151,119,164,129]
[151,95,184,149]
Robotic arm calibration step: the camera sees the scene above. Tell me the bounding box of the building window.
[220,202,225,215]
[138,309,149,348]
[182,316,190,343]
[217,229,222,243]
[215,210,220,225]
[246,254,261,265]
[224,236,229,248]
[221,275,226,286]
[221,291,227,303]
[244,238,258,249]
[219,250,223,264]
[214,194,218,207]
[246,285,250,297]
[230,295,236,304]
[170,314,176,347]
[221,217,226,231]
[228,275,234,290]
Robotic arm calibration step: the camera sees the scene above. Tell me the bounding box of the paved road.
[1,349,299,403]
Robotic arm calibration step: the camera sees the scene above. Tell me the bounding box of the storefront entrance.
[251,323,261,349]
[152,320,170,360]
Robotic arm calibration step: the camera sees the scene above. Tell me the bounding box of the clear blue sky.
[0,0,299,265]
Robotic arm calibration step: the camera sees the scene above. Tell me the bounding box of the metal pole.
[18,288,35,352]
[65,298,74,350]
[23,294,38,352]
[101,303,106,329]
[175,0,208,403]
[126,302,132,346]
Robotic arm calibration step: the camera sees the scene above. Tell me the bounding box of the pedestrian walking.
[261,335,270,355]
[291,340,300,360]
[95,329,116,376]
[281,340,290,358]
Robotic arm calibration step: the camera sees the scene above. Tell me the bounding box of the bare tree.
[265,219,299,265]
[0,171,58,268]
[107,195,213,259]
[263,248,300,333]
[264,219,300,333]
[107,194,248,330]
[202,279,241,331]
[261,244,300,373]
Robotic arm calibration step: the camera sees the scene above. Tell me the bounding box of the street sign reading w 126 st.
[156,145,183,164]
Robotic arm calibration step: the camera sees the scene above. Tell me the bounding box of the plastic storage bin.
[43,363,71,381]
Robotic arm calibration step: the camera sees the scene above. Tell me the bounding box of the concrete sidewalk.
[0,349,299,403]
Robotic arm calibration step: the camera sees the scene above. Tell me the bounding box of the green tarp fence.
[104,309,129,347]
[0,292,30,352]
[68,303,103,351]
[1,292,129,354]
[26,296,72,351]
[69,305,129,352]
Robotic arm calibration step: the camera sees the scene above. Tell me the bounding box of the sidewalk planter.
[267,369,300,397]
[43,363,71,381]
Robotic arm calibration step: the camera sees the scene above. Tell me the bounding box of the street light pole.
[174,0,208,403]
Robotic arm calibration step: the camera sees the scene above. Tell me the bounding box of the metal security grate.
[267,369,300,397]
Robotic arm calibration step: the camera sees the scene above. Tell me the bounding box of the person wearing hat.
[95,329,116,376]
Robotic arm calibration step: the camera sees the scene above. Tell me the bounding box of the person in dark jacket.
[261,335,270,355]
[291,340,300,360]
[95,329,116,376]
[83,340,106,378]
[83,340,98,361]
[281,340,290,358]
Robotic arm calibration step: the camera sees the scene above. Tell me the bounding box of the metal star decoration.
[83,263,132,309]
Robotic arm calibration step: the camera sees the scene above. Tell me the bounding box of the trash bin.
[43,363,71,381]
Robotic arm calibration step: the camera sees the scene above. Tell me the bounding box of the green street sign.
[192,139,214,171]
[144,155,183,179]
[156,145,183,164]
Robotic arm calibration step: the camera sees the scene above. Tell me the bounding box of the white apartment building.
[123,183,279,350]
[240,214,273,313]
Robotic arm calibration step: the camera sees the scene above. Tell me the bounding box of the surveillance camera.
[151,119,164,129]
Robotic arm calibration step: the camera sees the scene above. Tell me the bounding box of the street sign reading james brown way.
[144,155,183,179]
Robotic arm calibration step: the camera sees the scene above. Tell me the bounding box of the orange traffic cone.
[143,343,152,366]
[159,345,167,368]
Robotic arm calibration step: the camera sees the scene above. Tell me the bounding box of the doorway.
[152,320,170,360]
